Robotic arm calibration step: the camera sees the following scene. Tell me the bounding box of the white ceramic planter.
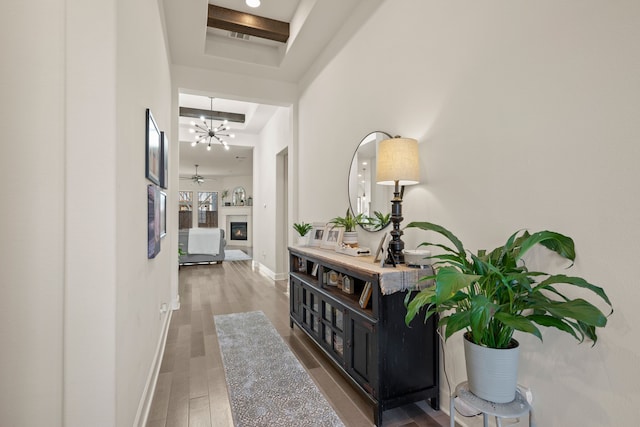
[342,231,358,247]
[463,333,520,403]
[297,235,309,246]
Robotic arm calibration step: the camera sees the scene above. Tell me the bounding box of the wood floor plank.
[148,259,450,427]
[188,395,211,427]
[147,372,172,423]
[189,356,208,399]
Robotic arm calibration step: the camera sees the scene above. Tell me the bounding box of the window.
[198,192,218,228]
[178,191,193,229]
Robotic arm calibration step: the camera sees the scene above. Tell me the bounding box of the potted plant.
[329,209,366,247]
[221,189,230,206]
[293,222,313,246]
[404,221,612,403]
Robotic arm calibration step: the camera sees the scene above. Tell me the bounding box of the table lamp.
[376,136,420,264]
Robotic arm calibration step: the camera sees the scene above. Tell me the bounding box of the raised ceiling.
[164,0,379,82]
[167,1,383,179]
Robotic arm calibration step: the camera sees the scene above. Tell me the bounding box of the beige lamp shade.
[376,137,420,185]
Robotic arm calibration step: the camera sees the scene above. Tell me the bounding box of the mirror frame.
[348,131,393,232]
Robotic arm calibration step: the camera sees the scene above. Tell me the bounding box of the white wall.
[115,0,174,425]
[1,2,65,426]
[253,107,294,277]
[1,0,174,426]
[298,1,640,425]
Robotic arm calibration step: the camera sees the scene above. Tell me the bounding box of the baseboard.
[273,271,288,281]
[253,261,288,281]
[255,261,276,280]
[133,308,173,427]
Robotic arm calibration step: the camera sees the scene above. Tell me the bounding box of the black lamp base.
[384,181,405,266]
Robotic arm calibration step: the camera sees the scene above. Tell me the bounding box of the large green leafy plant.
[404,222,612,349]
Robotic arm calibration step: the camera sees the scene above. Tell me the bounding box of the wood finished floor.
[146,255,452,427]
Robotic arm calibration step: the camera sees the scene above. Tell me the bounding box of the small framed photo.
[145,109,161,186]
[310,222,326,247]
[373,232,388,263]
[359,281,372,308]
[321,226,344,250]
[342,276,354,294]
[327,270,340,286]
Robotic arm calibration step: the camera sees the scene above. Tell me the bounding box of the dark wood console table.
[288,246,439,426]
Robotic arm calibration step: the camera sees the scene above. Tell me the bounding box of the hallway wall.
[2,0,174,426]
[297,1,640,425]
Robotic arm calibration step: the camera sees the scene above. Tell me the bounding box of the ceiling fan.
[180,164,206,184]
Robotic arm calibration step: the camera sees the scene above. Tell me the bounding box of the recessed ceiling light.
[246,0,260,7]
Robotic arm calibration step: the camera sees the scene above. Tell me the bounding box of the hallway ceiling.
[167,0,380,179]
[164,0,372,82]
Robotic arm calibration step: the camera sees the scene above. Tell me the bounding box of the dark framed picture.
[148,185,161,258]
[160,191,167,238]
[145,109,161,186]
[160,131,169,189]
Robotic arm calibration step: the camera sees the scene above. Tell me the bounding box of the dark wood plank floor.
[146,257,452,427]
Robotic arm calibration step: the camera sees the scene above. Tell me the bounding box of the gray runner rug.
[214,311,345,427]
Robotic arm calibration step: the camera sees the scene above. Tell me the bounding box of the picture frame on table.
[359,281,372,308]
[160,131,169,189]
[145,109,162,186]
[310,222,326,247]
[321,226,344,250]
[373,232,391,267]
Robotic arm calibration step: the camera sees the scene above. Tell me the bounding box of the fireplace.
[230,222,248,241]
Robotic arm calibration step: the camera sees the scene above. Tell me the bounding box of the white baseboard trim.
[255,261,276,280]
[253,261,287,281]
[273,271,288,281]
[133,308,172,427]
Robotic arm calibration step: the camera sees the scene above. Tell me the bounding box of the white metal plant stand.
[450,381,535,427]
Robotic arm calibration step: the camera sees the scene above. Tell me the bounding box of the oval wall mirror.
[348,131,394,232]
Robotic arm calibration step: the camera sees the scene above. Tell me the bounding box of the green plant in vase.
[329,209,366,232]
[293,222,313,246]
[404,221,613,402]
[329,209,367,247]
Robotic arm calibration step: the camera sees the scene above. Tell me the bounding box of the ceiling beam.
[179,107,245,124]
[207,4,290,43]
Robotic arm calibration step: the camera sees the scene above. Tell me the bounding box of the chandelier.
[189,97,235,151]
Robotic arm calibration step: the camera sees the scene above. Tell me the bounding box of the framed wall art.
[148,184,161,258]
[160,131,169,189]
[145,108,161,186]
